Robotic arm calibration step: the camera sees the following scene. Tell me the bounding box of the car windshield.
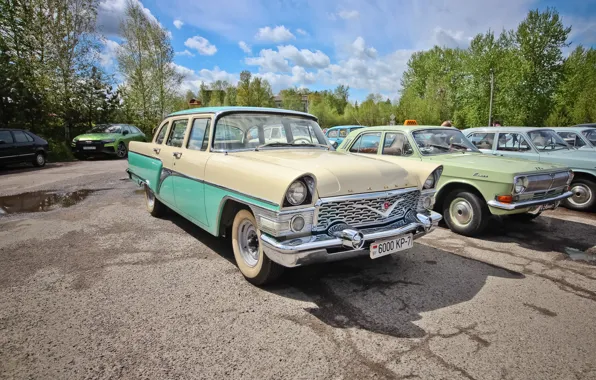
[212,113,328,151]
[411,128,479,155]
[582,129,596,146]
[528,129,570,151]
[89,125,122,134]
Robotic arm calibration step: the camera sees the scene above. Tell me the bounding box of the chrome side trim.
[488,191,573,210]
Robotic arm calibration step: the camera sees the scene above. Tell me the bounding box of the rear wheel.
[145,186,166,217]
[443,190,490,236]
[231,209,283,286]
[33,152,46,167]
[563,178,596,211]
[116,142,128,158]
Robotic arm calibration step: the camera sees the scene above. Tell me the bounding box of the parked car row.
[125,107,594,286]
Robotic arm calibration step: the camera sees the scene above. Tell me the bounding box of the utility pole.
[488,68,494,126]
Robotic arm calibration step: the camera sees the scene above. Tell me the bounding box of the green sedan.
[71,124,147,159]
[338,125,573,236]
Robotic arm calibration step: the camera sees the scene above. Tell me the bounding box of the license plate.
[83,146,96,150]
[370,234,413,259]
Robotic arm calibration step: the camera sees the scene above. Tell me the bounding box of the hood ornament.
[355,199,404,218]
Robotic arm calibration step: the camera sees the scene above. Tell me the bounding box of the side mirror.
[332,141,339,149]
[122,130,129,135]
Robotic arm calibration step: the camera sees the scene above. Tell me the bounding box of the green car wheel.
[443,190,490,236]
[116,142,128,158]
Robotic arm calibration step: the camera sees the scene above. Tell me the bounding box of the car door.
[158,118,190,208]
[0,130,16,163]
[494,132,538,160]
[172,116,212,226]
[11,130,36,162]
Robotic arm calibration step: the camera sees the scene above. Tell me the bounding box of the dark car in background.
[0,128,49,168]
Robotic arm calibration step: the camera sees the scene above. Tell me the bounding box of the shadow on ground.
[482,215,596,254]
[166,207,525,339]
[0,162,70,176]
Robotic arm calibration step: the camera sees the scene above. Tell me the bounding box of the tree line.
[0,2,593,159]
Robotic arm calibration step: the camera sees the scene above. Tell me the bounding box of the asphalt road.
[1,160,595,380]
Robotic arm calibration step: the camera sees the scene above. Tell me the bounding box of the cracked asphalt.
[1,160,596,380]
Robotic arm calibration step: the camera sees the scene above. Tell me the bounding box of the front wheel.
[443,190,490,236]
[116,142,128,159]
[563,179,596,211]
[33,152,46,167]
[231,209,283,285]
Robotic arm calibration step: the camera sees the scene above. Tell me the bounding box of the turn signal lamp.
[496,195,513,203]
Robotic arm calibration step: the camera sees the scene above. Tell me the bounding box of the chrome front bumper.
[261,210,442,268]
[487,191,573,210]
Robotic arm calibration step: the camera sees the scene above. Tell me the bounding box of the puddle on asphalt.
[0,190,96,215]
[564,247,596,263]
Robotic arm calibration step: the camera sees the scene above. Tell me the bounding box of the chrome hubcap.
[569,184,592,206]
[146,189,155,210]
[450,198,473,227]
[238,219,259,267]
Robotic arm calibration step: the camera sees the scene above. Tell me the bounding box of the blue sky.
[97,0,596,102]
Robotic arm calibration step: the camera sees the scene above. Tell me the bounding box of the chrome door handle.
[153,148,161,154]
[173,152,182,159]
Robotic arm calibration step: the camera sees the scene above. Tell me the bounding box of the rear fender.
[128,142,163,193]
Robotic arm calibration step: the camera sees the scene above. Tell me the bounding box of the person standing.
[441,120,453,127]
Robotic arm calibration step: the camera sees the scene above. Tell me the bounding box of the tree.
[236,70,252,106]
[223,83,237,106]
[280,88,303,111]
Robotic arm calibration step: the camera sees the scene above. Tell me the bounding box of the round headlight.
[422,195,433,209]
[291,215,305,232]
[514,176,529,194]
[423,174,436,189]
[286,180,307,205]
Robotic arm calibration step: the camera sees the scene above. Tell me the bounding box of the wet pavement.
[1,160,595,380]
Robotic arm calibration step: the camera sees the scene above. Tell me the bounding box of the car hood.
[423,152,567,182]
[74,133,119,141]
[232,149,419,197]
[539,149,596,171]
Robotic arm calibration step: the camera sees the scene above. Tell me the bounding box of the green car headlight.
[102,139,116,144]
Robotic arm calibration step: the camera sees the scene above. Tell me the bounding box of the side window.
[349,133,381,154]
[339,129,348,137]
[154,122,169,144]
[12,131,28,143]
[0,130,14,143]
[328,129,338,138]
[468,133,495,150]
[24,132,34,142]
[130,126,141,134]
[166,119,189,148]
[557,132,585,147]
[187,118,211,151]
[497,133,531,152]
[383,133,413,156]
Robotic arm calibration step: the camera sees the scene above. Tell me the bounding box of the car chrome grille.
[314,189,420,232]
[525,171,569,192]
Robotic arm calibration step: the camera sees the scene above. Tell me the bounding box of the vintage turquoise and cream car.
[465,127,596,211]
[338,126,573,236]
[126,107,443,285]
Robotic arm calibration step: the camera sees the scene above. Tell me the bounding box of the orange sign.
[403,120,418,126]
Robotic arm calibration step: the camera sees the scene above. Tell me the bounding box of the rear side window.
[0,130,14,143]
[130,126,142,134]
[187,118,211,151]
[154,122,169,144]
[339,129,348,137]
[557,132,585,147]
[166,119,189,148]
[349,133,381,154]
[24,132,34,142]
[12,131,28,143]
[328,129,338,138]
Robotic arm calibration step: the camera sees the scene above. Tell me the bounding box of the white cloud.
[338,10,359,20]
[238,41,252,54]
[173,19,183,29]
[255,25,295,42]
[99,39,120,68]
[296,28,308,36]
[172,64,239,93]
[175,49,195,57]
[97,0,160,36]
[246,45,330,73]
[184,36,217,56]
[350,37,377,59]
[431,27,470,48]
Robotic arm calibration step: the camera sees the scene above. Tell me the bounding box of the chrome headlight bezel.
[423,166,443,190]
[286,180,308,206]
[514,176,529,194]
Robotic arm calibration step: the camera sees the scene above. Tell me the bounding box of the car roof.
[352,125,458,133]
[550,126,596,133]
[464,126,559,133]
[328,125,363,129]
[168,106,317,120]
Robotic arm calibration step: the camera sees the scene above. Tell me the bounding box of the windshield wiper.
[256,142,329,151]
[450,142,470,151]
[424,144,451,151]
